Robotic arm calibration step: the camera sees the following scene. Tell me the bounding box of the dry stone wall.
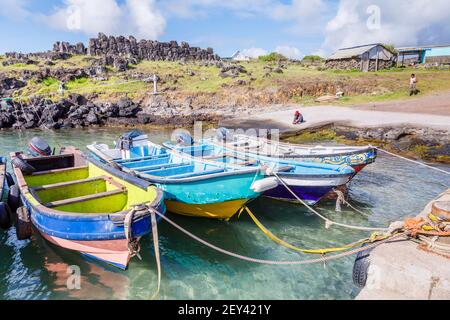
[87,33,220,62]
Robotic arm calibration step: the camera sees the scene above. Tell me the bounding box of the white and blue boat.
[87,131,276,220]
[163,134,356,205]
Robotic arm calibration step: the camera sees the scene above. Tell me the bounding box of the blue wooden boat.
[163,137,356,205]
[212,131,377,173]
[87,131,276,219]
[9,146,165,269]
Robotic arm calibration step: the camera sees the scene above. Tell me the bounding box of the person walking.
[409,74,418,96]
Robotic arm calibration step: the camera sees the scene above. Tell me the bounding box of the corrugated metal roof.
[327,44,379,60]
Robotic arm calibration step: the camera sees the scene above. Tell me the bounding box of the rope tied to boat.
[242,206,386,255]
[124,207,142,260]
[376,147,450,176]
[333,188,370,217]
[270,171,387,232]
[151,207,409,265]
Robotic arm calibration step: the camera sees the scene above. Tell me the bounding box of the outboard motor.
[215,127,232,142]
[174,132,194,146]
[28,137,53,157]
[116,130,151,159]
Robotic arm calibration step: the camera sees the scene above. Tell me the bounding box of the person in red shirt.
[293,110,304,124]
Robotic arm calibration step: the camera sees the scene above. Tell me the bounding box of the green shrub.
[259,52,288,62]
[302,55,324,62]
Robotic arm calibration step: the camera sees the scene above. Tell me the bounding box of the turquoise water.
[0,128,449,300]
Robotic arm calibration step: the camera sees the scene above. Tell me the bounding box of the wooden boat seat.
[45,189,127,209]
[168,168,225,179]
[31,165,89,177]
[116,154,169,164]
[143,164,195,176]
[132,162,189,172]
[32,176,109,192]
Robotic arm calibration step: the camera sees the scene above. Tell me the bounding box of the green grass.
[2,57,450,105]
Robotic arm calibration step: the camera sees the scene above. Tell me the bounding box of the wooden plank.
[46,189,126,208]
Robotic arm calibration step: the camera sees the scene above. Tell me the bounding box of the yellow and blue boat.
[87,131,275,220]
[9,146,165,269]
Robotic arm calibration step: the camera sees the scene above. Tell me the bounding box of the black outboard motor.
[174,132,194,146]
[215,127,232,142]
[116,130,147,150]
[28,137,53,157]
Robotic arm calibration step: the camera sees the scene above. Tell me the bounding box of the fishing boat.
[163,136,356,205]
[0,157,12,229]
[87,131,276,219]
[9,145,165,269]
[212,129,377,173]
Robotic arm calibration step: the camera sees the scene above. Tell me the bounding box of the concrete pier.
[357,190,450,300]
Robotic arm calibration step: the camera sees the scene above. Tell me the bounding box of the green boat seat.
[45,188,127,211]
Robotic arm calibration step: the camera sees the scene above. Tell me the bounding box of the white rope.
[152,209,407,265]
[150,210,161,300]
[376,147,450,175]
[271,171,387,232]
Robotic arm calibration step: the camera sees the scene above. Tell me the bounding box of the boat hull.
[11,150,166,269]
[41,233,133,270]
[278,148,377,170]
[263,174,352,204]
[166,198,250,219]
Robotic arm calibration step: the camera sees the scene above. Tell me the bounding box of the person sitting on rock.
[409,74,419,96]
[293,110,304,124]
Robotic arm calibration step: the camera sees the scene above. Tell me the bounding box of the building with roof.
[230,51,251,61]
[326,44,396,72]
[396,45,450,66]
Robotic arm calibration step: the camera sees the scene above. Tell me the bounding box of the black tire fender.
[8,184,21,213]
[5,172,14,187]
[11,157,36,175]
[352,244,374,288]
[0,202,13,230]
[16,206,32,240]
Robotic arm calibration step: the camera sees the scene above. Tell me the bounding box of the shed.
[396,45,450,66]
[326,44,396,72]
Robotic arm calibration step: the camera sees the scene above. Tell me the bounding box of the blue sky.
[1,0,449,58]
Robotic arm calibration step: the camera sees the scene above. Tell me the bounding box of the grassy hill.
[2,54,450,107]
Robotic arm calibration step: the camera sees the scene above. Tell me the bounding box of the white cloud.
[275,46,304,60]
[241,47,268,58]
[44,0,166,39]
[0,0,30,19]
[322,0,450,54]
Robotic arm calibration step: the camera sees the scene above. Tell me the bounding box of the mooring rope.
[270,171,387,232]
[376,147,450,175]
[243,206,376,254]
[150,210,161,300]
[151,208,408,265]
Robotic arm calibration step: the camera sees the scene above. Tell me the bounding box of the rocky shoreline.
[283,125,450,164]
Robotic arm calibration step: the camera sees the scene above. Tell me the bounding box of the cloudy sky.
[1,0,449,58]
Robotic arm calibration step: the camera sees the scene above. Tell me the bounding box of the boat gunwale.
[10,148,164,220]
[88,142,263,184]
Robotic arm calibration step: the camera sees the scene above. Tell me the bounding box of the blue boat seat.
[120,156,170,169]
[132,162,190,172]
[143,164,195,177]
[167,168,225,179]
[116,154,169,164]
